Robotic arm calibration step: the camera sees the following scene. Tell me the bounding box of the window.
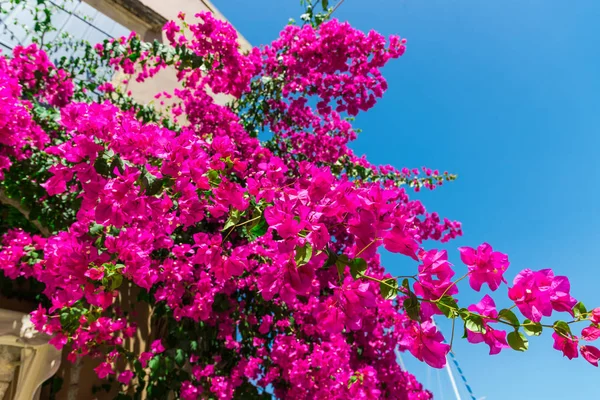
[0,0,130,53]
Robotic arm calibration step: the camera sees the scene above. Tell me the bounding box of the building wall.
[86,0,251,106]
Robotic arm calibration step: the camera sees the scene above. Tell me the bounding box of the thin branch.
[0,188,50,236]
[329,0,346,16]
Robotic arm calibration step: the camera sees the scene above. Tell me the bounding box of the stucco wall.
[85,0,251,106]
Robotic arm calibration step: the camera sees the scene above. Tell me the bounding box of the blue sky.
[214,1,600,398]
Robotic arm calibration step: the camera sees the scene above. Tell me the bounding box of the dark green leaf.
[498,309,520,327]
[507,331,529,352]
[401,278,410,290]
[335,254,349,278]
[141,171,163,196]
[248,216,268,240]
[148,357,160,372]
[110,156,125,175]
[349,257,367,279]
[553,320,572,337]
[175,349,185,367]
[403,293,420,321]
[93,156,110,176]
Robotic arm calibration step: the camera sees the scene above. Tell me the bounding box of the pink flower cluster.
[0,59,49,177]
[9,44,74,107]
[0,9,598,400]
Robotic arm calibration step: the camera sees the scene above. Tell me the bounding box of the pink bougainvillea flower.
[414,249,457,305]
[399,321,450,368]
[581,345,600,367]
[418,249,454,281]
[151,339,165,353]
[582,326,600,342]
[508,269,577,323]
[590,308,600,325]
[382,225,419,260]
[94,362,114,379]
[459,243,509,292]
[552,332,579,359]
[117,370,134,385]
[466,295,509,355]
[139,352,153,368]
[180,381,201,400]
[549,275,578,314]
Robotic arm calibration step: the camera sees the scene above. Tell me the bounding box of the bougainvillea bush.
[1,0,599,399]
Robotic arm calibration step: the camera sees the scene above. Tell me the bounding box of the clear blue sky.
[214,1,600,398]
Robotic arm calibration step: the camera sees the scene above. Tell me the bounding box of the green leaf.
[148,357,160,372]
[403,293,420,321]
[60,312,70,327]
[401,278,410,290]
[222,208,241,231]
[141,171,163,196]
[380,278,398,300]
[465,315,486,334]
[522,319,543,336]
[109,273,123,290]
[498,309,520,327]
[507,331,529,352]
[207,169,221,185]
[175,349,185,367]
[89,223,104,236]
[437,296,459,318]
[573,301,587,319]
[347,375,358,389]
[93,156,110,176]
[553,320,572,337]
[248,216,268,240]
[335,254,349,277]
[110,156,125,175]
[295,243,313,267]
[349,257,367,279]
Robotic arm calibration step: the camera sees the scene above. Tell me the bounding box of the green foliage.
[247,215,269,240]
[464,315,486,334]
[349,257,367,279]
[522,319,543,336]
[295,242,313,267]
[553,320,572,337]
[498,308,520,327]
[437,296,459,318]
[573,301,587,319]
[507,331,529,352]
[380,278,398,300]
